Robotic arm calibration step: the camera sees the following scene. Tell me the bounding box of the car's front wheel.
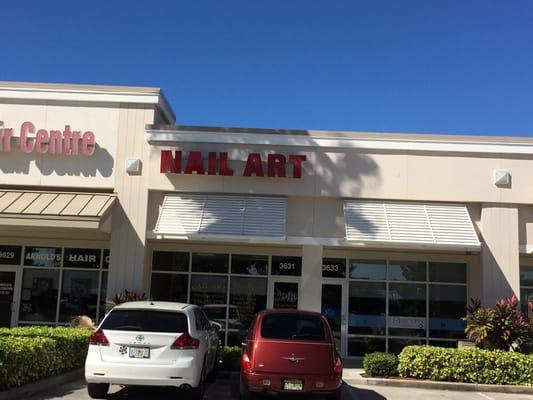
[87,383,109,399]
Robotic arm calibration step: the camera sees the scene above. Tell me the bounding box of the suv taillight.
[171,332,200,350]
[241,352,253,373]
[333,356,343,375]
[89,329,109,346]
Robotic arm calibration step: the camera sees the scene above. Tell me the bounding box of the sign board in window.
[271,256,302,276]
[103,250,110,269]
[388,316,426,330]
[0,245,22,266]
[24,247,62,268]
[322,258,346,278]
[63,248,102,269]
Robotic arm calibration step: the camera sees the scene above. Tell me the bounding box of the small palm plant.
[105,289,147,312]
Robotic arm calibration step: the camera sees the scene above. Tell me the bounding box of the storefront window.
[348,281,386,335]
[152,251,189,272]
[349,260,386,280]
[388,338,425,354]
[388,283,426,337]
[192,253,229,273]
[429,262,466,283]
[231,255,268,275]
[228,277,267,345]
[19,269,59,322]
[348,337,385,357]
[150,273,188,303]
[388,261,426,281]
[17,246,109,326]
[429,284,467,339]
[520,266,533,317]
[59,270,99,322]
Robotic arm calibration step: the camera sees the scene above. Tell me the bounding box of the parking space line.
[476,393,495,400]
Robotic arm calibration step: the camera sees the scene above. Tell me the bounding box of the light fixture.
[125,158,142,174]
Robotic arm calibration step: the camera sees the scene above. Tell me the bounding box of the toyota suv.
[240,309,342,399]
[85,301,219,399]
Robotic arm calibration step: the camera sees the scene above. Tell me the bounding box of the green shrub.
[0,326,91,389]
[217,346,241,371]
[398,345,533,386]
[363,352,398,376]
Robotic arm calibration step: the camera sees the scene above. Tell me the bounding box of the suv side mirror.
[209,321,222,331]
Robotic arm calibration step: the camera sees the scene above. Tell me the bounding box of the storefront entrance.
[321,282,347,356]
[269,279,299,309]
[0,270,17,327]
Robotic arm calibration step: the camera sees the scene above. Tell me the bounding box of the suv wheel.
[87,383,109,399]
[239,379,253,400]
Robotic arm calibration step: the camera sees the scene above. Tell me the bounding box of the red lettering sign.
[0,120,96,156]
[160,150,306,179]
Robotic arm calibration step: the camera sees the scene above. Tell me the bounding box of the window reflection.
[59,270,99,322]
[349,281,386,335]
[19,269,59,322]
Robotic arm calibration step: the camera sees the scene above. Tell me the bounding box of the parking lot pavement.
[24,378,532,400]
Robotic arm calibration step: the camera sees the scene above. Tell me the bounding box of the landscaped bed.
[363,346,533,386]
[0,326,91,390]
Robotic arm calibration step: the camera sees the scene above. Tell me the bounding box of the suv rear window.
[261,313,325,341]
[101,310,188,333]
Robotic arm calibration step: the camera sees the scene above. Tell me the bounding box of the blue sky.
[1,1,532,136]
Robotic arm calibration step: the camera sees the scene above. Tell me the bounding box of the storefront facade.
[1,81,532,357]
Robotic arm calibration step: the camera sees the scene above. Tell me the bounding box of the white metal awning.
[343,200,481,251]
[153,193,286,241]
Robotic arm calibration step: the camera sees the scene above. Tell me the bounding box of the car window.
[260,313,325,341]
[101,310,188,333]
[198,309,211,329]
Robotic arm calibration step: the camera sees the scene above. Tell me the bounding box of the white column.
[300,245,323,312]
[480,203,520,305]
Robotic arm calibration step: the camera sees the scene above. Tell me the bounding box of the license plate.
[129,346,150,358]
[283,379,303,391]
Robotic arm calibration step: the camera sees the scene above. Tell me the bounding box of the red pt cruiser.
[240,309,343,399]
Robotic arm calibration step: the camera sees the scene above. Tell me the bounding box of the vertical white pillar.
[300,245,323,312]
[480,203,520,305]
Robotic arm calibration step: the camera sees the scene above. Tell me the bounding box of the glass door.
[0,270,17,327]
[321,282,347,357]
[268,279,299,309]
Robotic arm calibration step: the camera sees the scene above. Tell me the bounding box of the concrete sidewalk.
[342,364,533,395]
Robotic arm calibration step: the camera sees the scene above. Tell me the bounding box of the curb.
[344,376,533,395]
[0,368,84,400]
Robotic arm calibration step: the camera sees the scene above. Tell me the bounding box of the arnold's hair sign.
[0,121,96,156]
[160,150,307,178]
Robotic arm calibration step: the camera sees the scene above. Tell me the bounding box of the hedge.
[363,352,398,377]
[0,327,91,390]
[398,345,533,386]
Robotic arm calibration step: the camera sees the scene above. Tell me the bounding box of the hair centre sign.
[160,150,307,178]
[0,121,96,156]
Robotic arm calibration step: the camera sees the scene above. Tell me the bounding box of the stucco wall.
[0,100,119,189]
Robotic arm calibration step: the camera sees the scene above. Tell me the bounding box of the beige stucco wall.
[0,101,119,189]
[147,141,533,204]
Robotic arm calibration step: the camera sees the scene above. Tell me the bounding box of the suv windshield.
[101,310,188,333]
[261,313,325,341]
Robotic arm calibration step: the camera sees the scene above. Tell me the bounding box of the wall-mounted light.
[494,170,511,187]
[125,158,142,175]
